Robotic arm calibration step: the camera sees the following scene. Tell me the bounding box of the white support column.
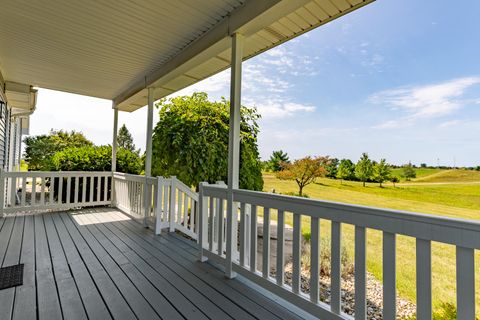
[144,87,155,227]
[145,87,154,177]
[111,105,119,173]
[111,104,118,206]
[225,32,243,279]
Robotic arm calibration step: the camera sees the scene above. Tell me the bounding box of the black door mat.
[0,264,24,290]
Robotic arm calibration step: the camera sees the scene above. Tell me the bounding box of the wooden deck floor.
[0,208,303,320]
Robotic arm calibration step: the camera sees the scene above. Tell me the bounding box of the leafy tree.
[276,156,329,196]
[373,158,391,187]
[401,162,417,181]
[151,92,263,190]
[24,130,93,171]
[355,153,373,187]
[267,150,290,172]
[117,124,137,153]
[325,157,339,178]
[336,159,355,183]
[391,176,399,187]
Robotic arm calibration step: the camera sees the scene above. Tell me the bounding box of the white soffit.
[0,0,374,112]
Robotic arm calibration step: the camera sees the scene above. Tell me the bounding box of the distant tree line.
[265,150,422,195]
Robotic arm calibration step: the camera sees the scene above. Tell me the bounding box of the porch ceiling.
[0,0,374,112]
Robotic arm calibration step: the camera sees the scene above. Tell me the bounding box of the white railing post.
[143,176,150,228]
[198,182,208,262]
[225,32,243,279]
[169,176,176,232]
[154,177,163,235]
[111,103,118,207]
[0,169,4,217]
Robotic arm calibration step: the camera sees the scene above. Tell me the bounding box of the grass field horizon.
[262,168,480,315]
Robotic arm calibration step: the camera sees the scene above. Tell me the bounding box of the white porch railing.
[0,170,199,241]
[112,172,157,225]
[198,183,480,320]
[0,170,111,214]
[112,173,199,239]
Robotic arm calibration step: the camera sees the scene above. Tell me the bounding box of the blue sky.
[31,0,480,166]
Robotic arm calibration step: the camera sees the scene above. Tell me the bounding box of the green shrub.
[49,145,142,202]
[51,145,142,173]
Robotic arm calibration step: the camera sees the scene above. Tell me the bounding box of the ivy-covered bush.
[152,92,263,191]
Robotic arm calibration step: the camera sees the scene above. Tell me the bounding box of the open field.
[262,170,480,315]
[390,167,444,180]
[413,169,480,183]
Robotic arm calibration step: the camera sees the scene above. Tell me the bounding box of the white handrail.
[198,183,479,320]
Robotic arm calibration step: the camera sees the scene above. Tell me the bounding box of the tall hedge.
[51,145,142,174]
[49,145,142,203]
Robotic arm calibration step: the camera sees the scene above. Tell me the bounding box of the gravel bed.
[275,263,416,319]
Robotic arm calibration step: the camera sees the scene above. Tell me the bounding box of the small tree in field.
[355,153,373,187]
[325,158,339,178]
[336,159,355,183]
[401,162,416,181]
[373,159,391,187]
[391,176,399,187]
[276,156,328,196]
[267,150,290,172]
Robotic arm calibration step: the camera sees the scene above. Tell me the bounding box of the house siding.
[0,83,9,170]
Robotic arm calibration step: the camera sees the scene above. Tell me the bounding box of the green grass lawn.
[262,171,480,315]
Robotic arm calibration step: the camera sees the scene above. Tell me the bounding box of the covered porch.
[1,0,479,319]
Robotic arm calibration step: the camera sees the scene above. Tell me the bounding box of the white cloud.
[172,69,230,98]
[246,98,315,119]
[370,77,480,128]
[161,46,317,120]
[438,120,462,128]
[257,45,319,77]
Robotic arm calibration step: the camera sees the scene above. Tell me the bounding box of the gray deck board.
[70,212,181,320]
[43,214,88,320]
[0,216,24,319]
[50,213,112,320]
[60,212,161,320]
[13,215,36,320]
[0,209,305,320]
[34,214,63,320]
[58,213,137,320]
